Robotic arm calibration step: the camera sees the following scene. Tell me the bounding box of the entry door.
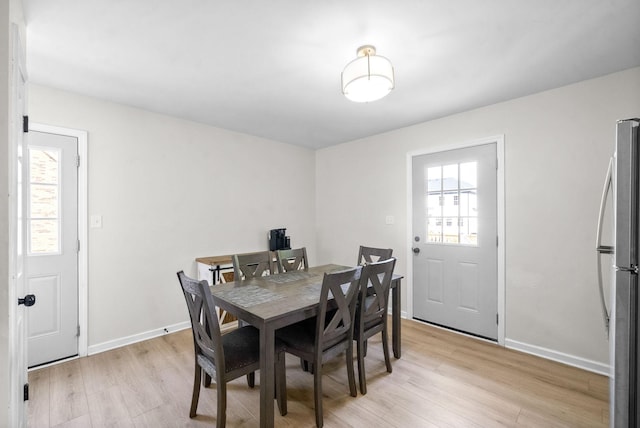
[26,131,79,366]
[412,143,498,340]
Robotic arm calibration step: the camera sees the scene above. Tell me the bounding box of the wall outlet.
[385,215,395,225]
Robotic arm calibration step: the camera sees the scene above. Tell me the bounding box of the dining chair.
[354,258,396,395]
[232,251,277,280]
[176,271,287,427]
[218,271,237,325]
[276,247,308,272]
[276,266,361,428]
[357,245,393,266]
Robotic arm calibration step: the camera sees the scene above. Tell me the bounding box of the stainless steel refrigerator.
[597,118,640,427]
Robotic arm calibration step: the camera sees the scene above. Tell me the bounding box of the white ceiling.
[23,0,640,149]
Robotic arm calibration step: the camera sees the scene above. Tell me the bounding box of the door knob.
[18,294,36,307]
[412,247,420,254]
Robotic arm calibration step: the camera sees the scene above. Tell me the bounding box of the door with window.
[26,131,79,366]
[412,143,498,340]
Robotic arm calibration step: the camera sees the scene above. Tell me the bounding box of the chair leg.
[356,335,367,395]
[217,381,227,428]
[382,326,392,373]
[190,366,202,418]
[346,340,357,397]
[313,360,324,428]
[276,351,288,416]
[300,358,309,372]
[246,372,255,388]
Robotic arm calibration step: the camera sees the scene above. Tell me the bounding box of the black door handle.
[412,247,420,254]
[18,294,36,307]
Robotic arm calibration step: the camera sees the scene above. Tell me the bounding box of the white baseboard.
[88,321,191,356]
[505,338,610,376]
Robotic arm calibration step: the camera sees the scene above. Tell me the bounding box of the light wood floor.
[28,318,609,427]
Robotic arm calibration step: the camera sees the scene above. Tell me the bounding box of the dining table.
[208,263,403,428]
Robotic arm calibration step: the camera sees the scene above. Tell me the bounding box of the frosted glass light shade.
[341,46,394,103]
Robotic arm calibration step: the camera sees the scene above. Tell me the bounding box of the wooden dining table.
[209,263,403,428]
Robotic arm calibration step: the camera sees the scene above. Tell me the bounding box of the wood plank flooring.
[28,319,609,427]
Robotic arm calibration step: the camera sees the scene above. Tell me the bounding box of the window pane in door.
[30,148,59,184]
[426,194,442,217]
[29,147,61,255]
[459,190,477,217]
[30,220,59,254]
[427,218,442,243]
[442,164,458,191]
[427,166,441,192]
[30,184,58,218]
[426,160,479,247]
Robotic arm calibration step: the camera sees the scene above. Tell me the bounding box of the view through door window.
[426,161,478,244]
[29,147,60,254]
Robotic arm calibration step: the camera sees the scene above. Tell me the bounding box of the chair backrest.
[357,246,393,266]
[315,266,362,353]
[358,258,396,328]
[276,247,308,273]
[177,271,225,373]
[232,251,275,280]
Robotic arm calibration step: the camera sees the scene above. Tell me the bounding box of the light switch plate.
[90,215,102,228]
[385,215,395,225]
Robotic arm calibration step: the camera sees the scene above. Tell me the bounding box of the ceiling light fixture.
[341,45,394,103]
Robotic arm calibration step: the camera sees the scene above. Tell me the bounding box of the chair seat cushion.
[221,326,261,372]
[277,315,348,354]
[276,321,315,354]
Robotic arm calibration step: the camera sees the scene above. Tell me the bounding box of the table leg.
[392,278,401,358]
[259,325,275,428]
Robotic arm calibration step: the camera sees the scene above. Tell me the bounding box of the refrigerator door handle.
[596,157,614,335]
[596,157,614,251]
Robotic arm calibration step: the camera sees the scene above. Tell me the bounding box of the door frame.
[406,135,505,345]
[28,123,88,359]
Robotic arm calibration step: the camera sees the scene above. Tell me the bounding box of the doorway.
[26,124,88,367]
[408,137,505,343]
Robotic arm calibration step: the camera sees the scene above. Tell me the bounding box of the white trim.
[505,338,610,376]
[496,137,505,345]
[29,123,89,358]
[406,135,506,345]
[88,322,191,356]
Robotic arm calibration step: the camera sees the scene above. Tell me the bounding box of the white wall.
[316,67,640,368]
[28,84,317,348]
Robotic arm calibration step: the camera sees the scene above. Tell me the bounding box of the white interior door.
[9,23,28,428]
[26,131,79,367]
[412,142,498,340]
